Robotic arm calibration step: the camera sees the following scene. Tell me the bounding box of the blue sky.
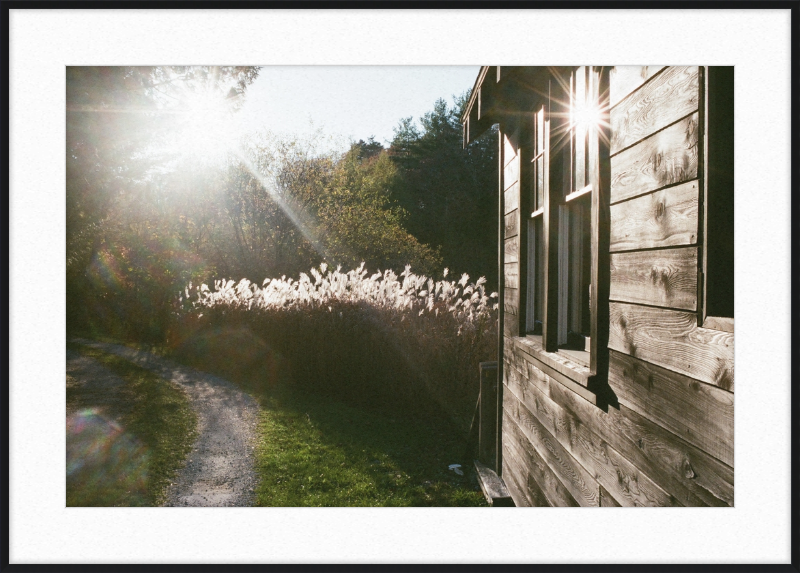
[235,66,480,151]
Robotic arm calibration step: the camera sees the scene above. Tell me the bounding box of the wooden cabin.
[463,67,734,507]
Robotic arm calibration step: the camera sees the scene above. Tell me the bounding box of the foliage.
[185,262,495,325]
[171,131,444,285]
[208,132,337,279]
[66,69,502,507]
[66,70,496,352]
[67,66,260,340]
[389,94,499,290]
[316,146,442,276]
[172,264,497,426]
[66,66,259,271]
[168,263,497,506]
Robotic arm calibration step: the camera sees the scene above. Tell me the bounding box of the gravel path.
[71,339,260,507]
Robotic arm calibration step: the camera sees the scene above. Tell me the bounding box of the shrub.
[171,263,497,428]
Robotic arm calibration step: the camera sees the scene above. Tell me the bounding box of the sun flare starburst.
[172,90,241,164]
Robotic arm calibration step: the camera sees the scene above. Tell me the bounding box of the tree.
[316,143,442,276]
[351,136,384,160]
[66,69,493,343]
[207,136,335,280]
[206,133,442,281]
[388,94,498,288]
[66,66,260,339]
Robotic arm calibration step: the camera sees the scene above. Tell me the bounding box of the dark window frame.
[519,66,611,382]
[700,66,734,333]
[524,105,547,336]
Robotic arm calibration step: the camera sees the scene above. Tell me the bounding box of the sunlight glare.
[571,99,602,132]
[175,90,240,164]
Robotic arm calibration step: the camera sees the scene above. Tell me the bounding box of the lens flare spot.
[67,409,150,506]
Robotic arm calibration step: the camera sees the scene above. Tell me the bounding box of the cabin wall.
[499,66,734,507]
[503,129,522,339]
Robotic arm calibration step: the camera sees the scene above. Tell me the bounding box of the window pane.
[536,218,545,326]
[573,67,587,192]
[536,155,544,209]
[536,108,544,154]
[567,197,592,341]
[526,217,544,335]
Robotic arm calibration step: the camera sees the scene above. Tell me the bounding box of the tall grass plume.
[172,263,497,427]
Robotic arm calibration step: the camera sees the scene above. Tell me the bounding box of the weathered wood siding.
[609,247,698,310]
[610,180,699,252]
[503,131,521,338]
[499,66,733,508]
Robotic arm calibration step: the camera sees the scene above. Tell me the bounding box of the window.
[557,66,595,365]
[525,106,547,335]
[520,66,610,378]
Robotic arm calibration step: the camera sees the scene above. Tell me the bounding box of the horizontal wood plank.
[547,379,733,506]
[504,155,520,190]
[608,349,734,466]
[505,340,596,404]
[504,134,518,167]
[610,179,699,252]
[502,432,562,507]
[611,66,699,154]
[504,288,519,317]
[501,457,531,507]
[610,247,698,310]
[512,336,592,388]
[504,345,732,505]
[502,452,550,507]
[504,346,551,399]
[504,262,519,290]
[504,182,519,214]
[502,410,580,507]
[503,312,519,338]
[501,455,533,507]
[610,66,666,108]
[703,316,734,333]
[504,360,679,507]
[600,485,622,507]
[504,394,600,507]
[504,210,519,239]
[504,237,519,263]
[611,112,699,204]
[609,302,734,390]
[474,460,514,506]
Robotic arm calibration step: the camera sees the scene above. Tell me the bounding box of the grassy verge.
[168,340,486,507]
[66,342,197,506]
[253,391,485,506]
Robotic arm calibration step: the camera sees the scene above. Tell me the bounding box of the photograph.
[65,64,734,508]
[8,6,792,566]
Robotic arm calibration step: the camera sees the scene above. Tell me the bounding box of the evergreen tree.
[388,93,498,288]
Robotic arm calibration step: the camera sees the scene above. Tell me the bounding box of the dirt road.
[70,339,260,507]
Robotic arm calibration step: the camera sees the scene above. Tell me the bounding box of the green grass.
[66,342,198,506]
[168,339,486,507]
[253,391,486,506]
[72,334,487,507]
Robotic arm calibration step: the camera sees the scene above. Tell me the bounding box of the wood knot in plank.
[682,458,696,479]
[649,266,669,286]
[715,365,734,392]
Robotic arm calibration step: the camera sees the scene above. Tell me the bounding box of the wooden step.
[474,460,515,507]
